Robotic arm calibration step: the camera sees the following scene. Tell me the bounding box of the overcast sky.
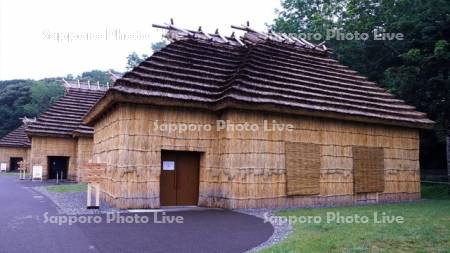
[0,0,280,80]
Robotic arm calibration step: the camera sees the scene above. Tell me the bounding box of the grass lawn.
[263,184,450,253]
[46,183,87,193]
[0,172,20,176]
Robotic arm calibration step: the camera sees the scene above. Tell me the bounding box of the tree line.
[0,41,167,138]
[1,1,448,174]
[273,0,450,174]
[0,70,112,137]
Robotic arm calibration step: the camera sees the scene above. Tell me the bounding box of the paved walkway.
[0,175,273,253]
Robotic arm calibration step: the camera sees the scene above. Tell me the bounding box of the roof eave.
[0,143,31,148]
[72,131,94,138]
[84,90,434,130]
[26,131,73,139]
[84,89,122,125]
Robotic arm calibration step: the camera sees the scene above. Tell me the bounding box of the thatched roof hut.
[0,120,33,171]
[84,23,433,209]
[27,84,106,180]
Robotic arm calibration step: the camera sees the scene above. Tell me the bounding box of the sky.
[0,0,281,80]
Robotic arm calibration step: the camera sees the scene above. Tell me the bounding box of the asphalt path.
[0,175,273,253]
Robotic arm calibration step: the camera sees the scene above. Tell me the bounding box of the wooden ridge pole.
[152,19,238,44]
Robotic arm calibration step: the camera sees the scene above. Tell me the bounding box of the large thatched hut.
[0,119,34,171]
[27,84,106,180]
[84,24,433,209]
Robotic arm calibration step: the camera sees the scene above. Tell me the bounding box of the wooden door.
[175,153,200,205]
[160,151,200,206]
[160,152,177,206]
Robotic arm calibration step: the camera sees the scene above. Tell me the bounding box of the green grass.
[46,183,87,193]
[421,183,450,200]
[0,172,20,176]
[263,184,450,253]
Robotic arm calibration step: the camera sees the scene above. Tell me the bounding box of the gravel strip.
[33,186,121,215]
[235,208,293,252]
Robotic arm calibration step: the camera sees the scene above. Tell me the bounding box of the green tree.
[79,70,112,84]
[0,79,64,137]
[273,0,450,172]
[125,40,168,70]
[0,80,33,136]
[23,81,64,116]
[151,40,168,52]
[273,0,346,36]
[126,52,148,70]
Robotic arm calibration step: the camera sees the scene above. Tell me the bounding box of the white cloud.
[0,0,280,80]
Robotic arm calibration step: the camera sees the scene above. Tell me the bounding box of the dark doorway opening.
[160,151,200,206]
[9,157,23,171]
[48,156,69,179]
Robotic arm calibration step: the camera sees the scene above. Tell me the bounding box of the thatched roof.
[27,87,105,138]
[0,124,31,148]
[84,24,433,129]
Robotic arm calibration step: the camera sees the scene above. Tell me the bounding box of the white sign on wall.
[162,161,175,171]
[32,165,43,181]
[0,163,6,172]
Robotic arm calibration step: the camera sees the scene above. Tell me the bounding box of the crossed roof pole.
[152,18,329,52]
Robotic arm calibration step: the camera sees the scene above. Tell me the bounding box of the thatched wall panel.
[30,137,77,179]
[286,142,321,195]
[353,147,385,193]
[0,147,30,171]
[75,137,94,180]
[93,105,421,209]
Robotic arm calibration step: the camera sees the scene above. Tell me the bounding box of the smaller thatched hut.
[26,82,106,180]
[0,118,34,171]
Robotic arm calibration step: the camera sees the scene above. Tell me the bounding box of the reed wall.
[92,104,218,208]
[0,147,30,171]
[92,103,420,209]
[75,137,94,181]
[30,137,77,180]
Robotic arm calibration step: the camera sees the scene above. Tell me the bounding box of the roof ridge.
[62,79,111,92]
[152,20,330,54]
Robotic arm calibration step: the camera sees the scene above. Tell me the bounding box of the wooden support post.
[87,183,100,209]
[95,183,100,207]
[18,161,26,180]
[87,184,92,207]
[82,163,105,209]
[19,169,26,180]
